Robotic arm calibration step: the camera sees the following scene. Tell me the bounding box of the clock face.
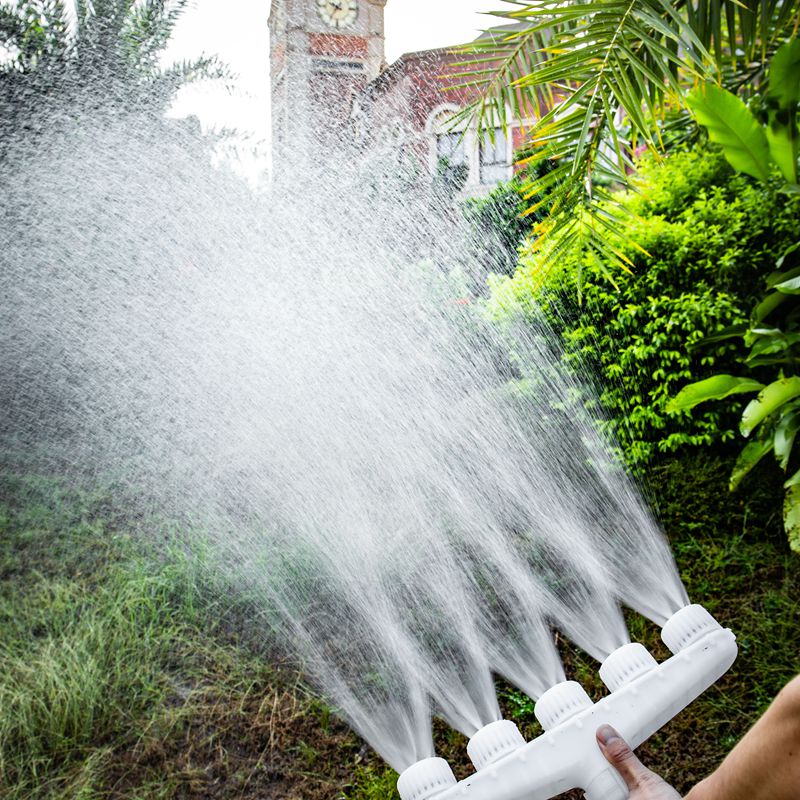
[317,0,358,29]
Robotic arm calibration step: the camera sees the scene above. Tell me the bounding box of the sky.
[164,0,510,148]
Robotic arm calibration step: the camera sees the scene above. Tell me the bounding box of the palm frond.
[0,0,70,70]
[124,0,189,73]
[154,54,228,92]
[458,0,800,288]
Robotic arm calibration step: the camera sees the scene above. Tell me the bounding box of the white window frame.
[479,127,512,185]
[425,104,514,191]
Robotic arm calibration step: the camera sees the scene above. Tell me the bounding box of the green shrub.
[461,179,532,281]
[486,147,800,463]
[666,51,800,551]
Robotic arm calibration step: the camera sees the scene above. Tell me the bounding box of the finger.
[596,724,650,790]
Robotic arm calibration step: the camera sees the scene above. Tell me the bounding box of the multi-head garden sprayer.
[397,604,737,800]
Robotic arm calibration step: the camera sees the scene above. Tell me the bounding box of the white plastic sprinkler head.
[397,604,737,800]
[599,643,658,692]
[661,603,722,653]
[534,680,593,730]
[467,720,526,770]
[397,757,457,800]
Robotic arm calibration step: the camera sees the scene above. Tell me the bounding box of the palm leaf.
[456,0,800,285]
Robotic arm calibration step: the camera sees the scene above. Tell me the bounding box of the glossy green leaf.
[785,468,800,488]
[766,108,799,184]
[775,241,800,271]
[767,256,800,286]
[686,83,772,181]
[747,354,800,368]
[746,333,796,363]
[783,483,800,552]
[692,323,748,346]
[774,406,800,469]
[768,38,800,110]
[730,438,773,491]
[753,291,789,323]
[666,374,764,413]
[741,377,800,436]
[774,275,800,294]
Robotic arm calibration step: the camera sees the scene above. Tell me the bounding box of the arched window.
[425,106,513,190]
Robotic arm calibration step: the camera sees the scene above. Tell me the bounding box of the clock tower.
[270,0,387,166]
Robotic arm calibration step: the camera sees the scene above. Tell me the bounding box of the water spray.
[1,93,706,781]
[397,604,737,800]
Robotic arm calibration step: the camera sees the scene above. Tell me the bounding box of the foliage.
[0,0,221,143]
[667,40,800,550]
[486,146,799,463]
[458,0,800,279]
[461,179,531,281]
[433,156,470,197]
[686,84,776,181]
[686,41,800,189]
[0,0,215,84]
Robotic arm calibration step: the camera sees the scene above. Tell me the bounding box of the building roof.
[366,21,532,97]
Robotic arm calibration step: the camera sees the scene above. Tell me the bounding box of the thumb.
[596,725,651,790]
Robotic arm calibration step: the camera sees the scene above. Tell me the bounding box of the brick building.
[269,1,531,191]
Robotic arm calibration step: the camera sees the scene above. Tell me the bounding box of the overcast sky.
[164,0,510,145]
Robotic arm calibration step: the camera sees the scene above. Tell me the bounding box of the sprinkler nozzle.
[534,680,593,730]
[467,720,526,771]
[600,643,658,692]
[397,757,456,800]
[661,603,722,654]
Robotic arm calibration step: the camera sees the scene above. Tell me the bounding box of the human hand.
[596,725,683,799]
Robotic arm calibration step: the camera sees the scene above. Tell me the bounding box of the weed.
[343,764,400,800]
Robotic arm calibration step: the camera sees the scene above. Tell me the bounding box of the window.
[436,132,466,167]
[480,129,508,184]
[435,132,468,188]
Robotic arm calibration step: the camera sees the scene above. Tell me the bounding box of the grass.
[1,452,798,799]
[0,473,363,800]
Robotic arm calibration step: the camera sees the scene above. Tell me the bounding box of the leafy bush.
[668,42,800,551]
[461,179,532,281]
[486,146,800,463]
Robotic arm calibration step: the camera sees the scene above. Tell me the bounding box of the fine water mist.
[0,93,688,772]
